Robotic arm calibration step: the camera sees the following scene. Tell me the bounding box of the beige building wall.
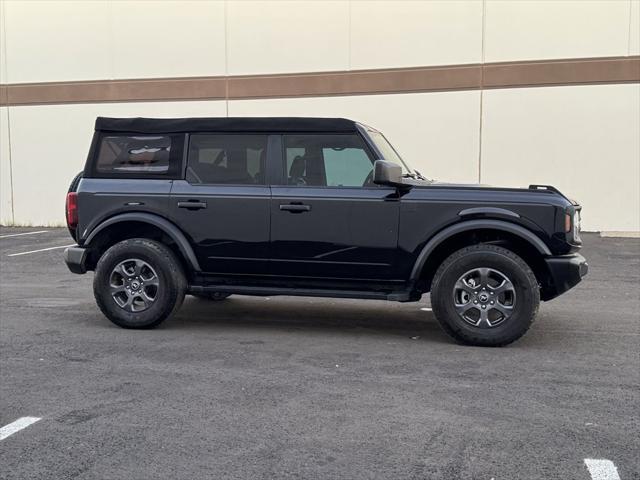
[7,100,227,226]
[0,0,638,232]
[481,83,640,232]
[0,106,11,225]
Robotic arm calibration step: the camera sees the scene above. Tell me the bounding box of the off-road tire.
[191,292,232,301]
[93,238,186,329]
[431,244,540,347]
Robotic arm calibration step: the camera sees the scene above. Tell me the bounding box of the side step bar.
[189,284,413,302]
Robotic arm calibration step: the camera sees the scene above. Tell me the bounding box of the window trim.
[86,132,184,179]
[356,123,413,174]
[266,134,283,186]
[185,132,270,187]
[278,132,381,189]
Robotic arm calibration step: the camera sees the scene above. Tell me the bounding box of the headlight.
[564,209,582,243]
[573,210,581,242]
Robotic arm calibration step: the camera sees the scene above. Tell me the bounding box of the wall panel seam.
[4,106,15,224]
[478,0,487,184]
[628,0,633,56]
[0,0,14,223]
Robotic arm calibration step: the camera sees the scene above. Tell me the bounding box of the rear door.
[270,133,401,281]
[169,133,271,275]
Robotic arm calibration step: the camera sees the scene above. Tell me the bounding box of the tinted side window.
[187,134,267,185]
[284,134,374,187]
[95,135,175,175]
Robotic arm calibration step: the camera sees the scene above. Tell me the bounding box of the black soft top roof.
[95,117,359,134]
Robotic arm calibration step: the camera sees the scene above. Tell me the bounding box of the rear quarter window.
[90,134,183,178]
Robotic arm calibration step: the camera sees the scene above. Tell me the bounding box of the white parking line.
[7,244,74,257]
[0,230,48,239]
[584,459,621,480]
[0,417,41,441]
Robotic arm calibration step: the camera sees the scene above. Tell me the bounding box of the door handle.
[178,200,207,210]
[279,203,311,213]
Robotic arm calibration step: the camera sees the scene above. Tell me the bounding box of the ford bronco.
[64,117,587,346]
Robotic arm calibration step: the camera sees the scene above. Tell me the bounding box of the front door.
[170,133,270,275]
[270,133,401,281]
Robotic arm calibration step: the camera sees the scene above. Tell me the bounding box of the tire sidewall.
[432,247,539,346]
[94,239,184,328]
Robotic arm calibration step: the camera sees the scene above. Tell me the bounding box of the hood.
[409,178,577,205]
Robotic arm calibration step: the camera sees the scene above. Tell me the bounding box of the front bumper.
[64,246,88,274]
[543,253,588,300]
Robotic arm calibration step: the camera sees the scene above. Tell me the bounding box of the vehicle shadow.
[166,295,450,343]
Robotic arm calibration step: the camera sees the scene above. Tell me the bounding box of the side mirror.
[373,160,403,186]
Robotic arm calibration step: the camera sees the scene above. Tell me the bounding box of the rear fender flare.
[84,212,201,271]
[409,219,551,281]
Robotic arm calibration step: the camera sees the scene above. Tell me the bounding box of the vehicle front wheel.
[93,238,186,329]
[430,244,540,347]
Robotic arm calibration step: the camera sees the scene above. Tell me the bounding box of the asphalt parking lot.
[0,227,638,480]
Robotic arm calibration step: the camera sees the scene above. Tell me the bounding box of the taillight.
[66,192,78,228]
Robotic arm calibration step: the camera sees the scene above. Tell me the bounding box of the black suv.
[64,117,587,346]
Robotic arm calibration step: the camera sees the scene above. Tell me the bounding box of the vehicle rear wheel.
[93,238,186,329]
[430,244,540,347]
[191,292,231,301]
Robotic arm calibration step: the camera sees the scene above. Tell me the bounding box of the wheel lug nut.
[482,305,486,309]
[490,301,494,305]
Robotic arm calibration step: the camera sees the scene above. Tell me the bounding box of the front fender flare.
[409,219,551,281]
[84,212,201,271]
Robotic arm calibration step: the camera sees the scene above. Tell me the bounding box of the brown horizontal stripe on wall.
[483,56,640,89]
[4,77,228,106]
[228,63,482,99]
[0,56,638,107]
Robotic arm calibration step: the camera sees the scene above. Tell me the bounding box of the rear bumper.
[543,253,588,300]
[64,246,88,274]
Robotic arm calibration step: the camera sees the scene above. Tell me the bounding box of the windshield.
[361,126,414,175]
